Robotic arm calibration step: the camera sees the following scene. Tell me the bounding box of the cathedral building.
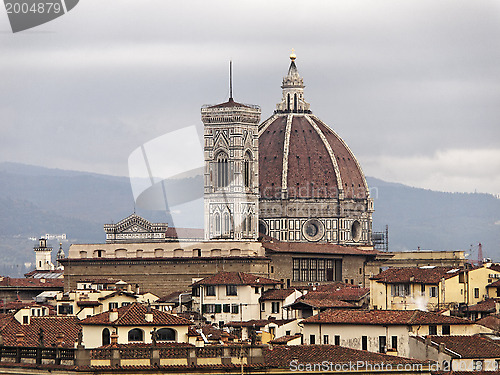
[61,54,380,296]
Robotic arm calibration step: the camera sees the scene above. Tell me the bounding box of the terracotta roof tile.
[303,285,370,302]
[191,272,280,286]
[264,345,428,368]
[467,299,498,313]
[302,309,474,325]
[477,314,500,331]
[292,298,356,309]
[371,266,463,284]
[429,335,500,358]
[269,334,302,344]
[263,241,378,256]
[80,302,192,326]
[0,315,80,348]
[260,288,296,301]
[0,276,63,288]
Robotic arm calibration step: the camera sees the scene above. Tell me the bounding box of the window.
[429,286,438,298]
[157,328,175,341]
[362,336,367,350]
[121,302,130,307]
[102,328,110,346]
[223,213,231,236]
[214,212,221,235]
[192,287,200,297]
[244,151,252,188]
[226,285,237,296]
[286,330,291,336]
[334,335,340,346]
[216,152,229,188]
[261,303,265,312]
[206,285,216,296]
[429,325,437,335]
[254,287,259,294]
[128,328,144,342]
[58,304,73,315]
[109,302,118,310]
[231,304,239,314]
[323,335,329,345]
[292,257,341,282]
[379,336,386,353]
[202,304,220,314]
[391,336,397,350]
[391,284,410,297]
[223,304,230,313]
[271,301,280,314]
[421,284,425,296]
[442,325,450,335]
[310,334,316,345]
[474,288,480,299]
[23,316,28,324]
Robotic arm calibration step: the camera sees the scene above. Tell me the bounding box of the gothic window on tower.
[242,214,252,237]
[214,212,222,238]
[223,212,231,236]
[216,152,229,189]
[244,151,252,188]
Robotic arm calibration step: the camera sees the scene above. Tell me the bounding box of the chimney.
[145,310,153,323]
[15,333,24,346]
[109,308,119,322]
[127,284,132,293]
[496,300,500,315]
[135,284,140,294]
[111,332,118,345]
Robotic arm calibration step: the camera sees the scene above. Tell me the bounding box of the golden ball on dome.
[290,50,296,60]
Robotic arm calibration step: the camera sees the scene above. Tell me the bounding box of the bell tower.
[201,63,261,241]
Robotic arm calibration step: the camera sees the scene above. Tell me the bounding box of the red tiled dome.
[259,113,368,200]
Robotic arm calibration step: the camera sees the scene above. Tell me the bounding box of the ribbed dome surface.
[259,113,368,200]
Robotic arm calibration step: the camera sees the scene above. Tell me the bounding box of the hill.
[0,162,498,276]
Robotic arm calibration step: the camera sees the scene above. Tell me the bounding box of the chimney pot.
[109,308,119,322]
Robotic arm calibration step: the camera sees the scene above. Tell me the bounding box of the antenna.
[229,60,233,100]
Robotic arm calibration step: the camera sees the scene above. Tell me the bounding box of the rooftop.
[302,309,474,326]
[80,303,192,326]
[371,266,464,284]
[263,240,378,256]
[191,272,280,287]
[427,335,500,358]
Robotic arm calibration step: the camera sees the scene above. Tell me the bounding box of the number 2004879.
[5,2,62,14]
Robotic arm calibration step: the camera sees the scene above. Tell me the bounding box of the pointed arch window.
[287,93,291,111]
[244,151,252,188]
[214,212,221,235]
[216,152,229,188]
[223,212,231,236]
[294,93,298,112]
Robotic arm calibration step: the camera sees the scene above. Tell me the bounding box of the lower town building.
[300,309,491,357]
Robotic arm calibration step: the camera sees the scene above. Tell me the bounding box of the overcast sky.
[1,0,499,196]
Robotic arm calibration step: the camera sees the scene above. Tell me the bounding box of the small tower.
[34,238,54,271]
[202,62,261,241]
[56,243,65,270]
[275,50,311,114]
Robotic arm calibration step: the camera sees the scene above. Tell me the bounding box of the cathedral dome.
[258,59,369,201]
[257,55,373,244]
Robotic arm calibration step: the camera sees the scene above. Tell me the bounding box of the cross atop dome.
[275,51,311,114]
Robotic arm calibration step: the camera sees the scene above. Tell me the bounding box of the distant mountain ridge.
[0,162,498,275]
